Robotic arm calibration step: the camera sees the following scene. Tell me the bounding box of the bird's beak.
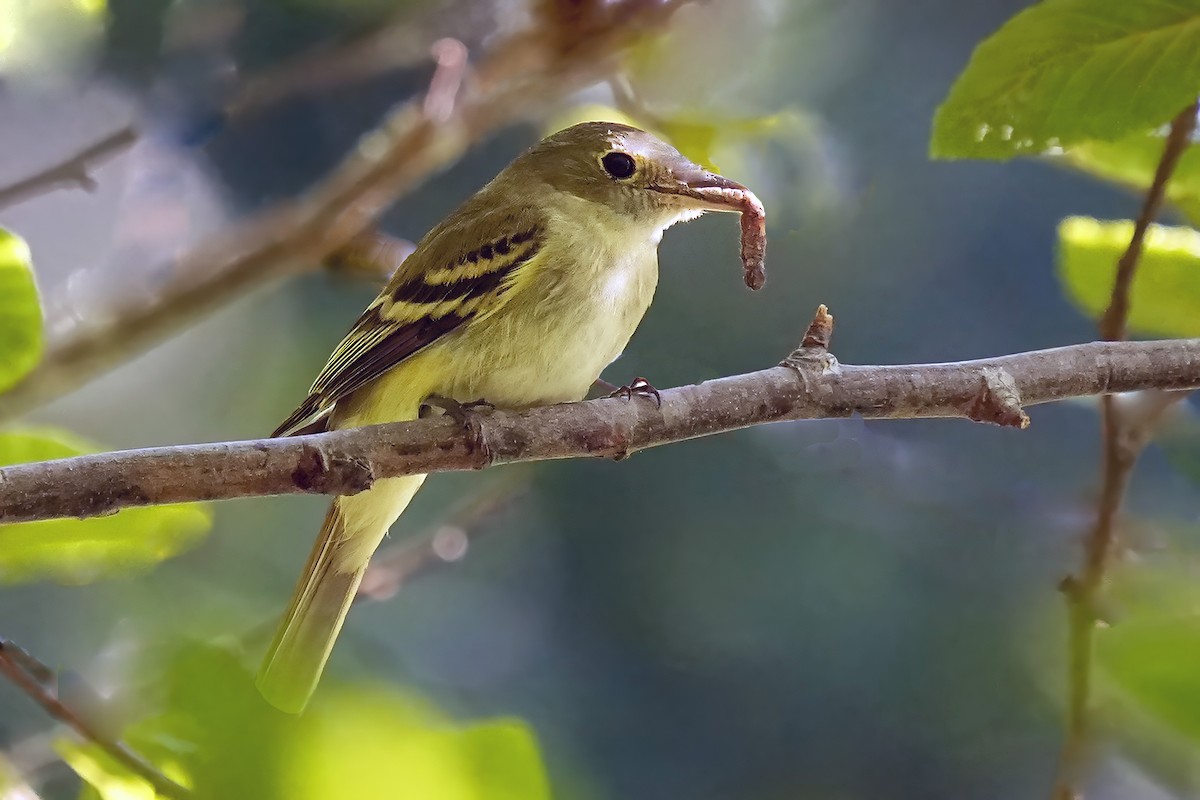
[648,164,757,213]
[648,159,768,291]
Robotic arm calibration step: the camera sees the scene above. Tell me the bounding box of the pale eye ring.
[601,151,637,180]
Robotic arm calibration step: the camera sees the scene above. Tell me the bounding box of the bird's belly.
[432,253,657,408]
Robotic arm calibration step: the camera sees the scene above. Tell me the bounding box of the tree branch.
[0,127,138,212]
[0,0,694,420]
[2,312,1199,524]
[1053,101,1200,800]
[0,638,188,798]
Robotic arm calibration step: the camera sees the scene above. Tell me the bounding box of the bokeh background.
[2,1,1199,798]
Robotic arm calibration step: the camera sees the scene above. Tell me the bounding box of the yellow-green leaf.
[0,427,211,583]
[1057,217,1200,336]
[932,0,1200,160]
[0,228,42,393]
[61,642,555,800]
[286,690,551,800]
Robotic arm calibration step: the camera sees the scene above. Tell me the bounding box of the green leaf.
[932,0,1200,160]
[0,228,42,393]
[1057,217,1200,336]
[286,691,552,800]
[57,739,187,800]
[0,427,211,583]
[59,643,553,800]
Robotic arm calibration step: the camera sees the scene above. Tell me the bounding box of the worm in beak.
[650,167,767,290]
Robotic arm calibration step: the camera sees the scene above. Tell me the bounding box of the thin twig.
[0,639,188,799]
[223,0,495,120]
[238,471,529,649]
[0,0,695,420]
[1052,101,1200,800]
[2,315,1200,524]
[0,127,138,212]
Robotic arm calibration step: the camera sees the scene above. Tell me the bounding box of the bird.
[257,120,765,713]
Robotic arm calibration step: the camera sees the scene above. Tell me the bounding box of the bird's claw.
[609,377,662,409]
[421,396,495,428]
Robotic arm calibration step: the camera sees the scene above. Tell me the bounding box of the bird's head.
[511,121,761,230]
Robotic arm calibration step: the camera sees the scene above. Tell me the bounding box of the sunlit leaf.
[61,643,553,800]
[0,427,211,583]
[457,720,552,800]
[1056,217,1200,336]
[0,228,42,394]
[57,739,189,800]
[287,691,551,800]
[932,1,1200,159]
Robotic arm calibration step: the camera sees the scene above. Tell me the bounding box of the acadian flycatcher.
[258,121,766,713]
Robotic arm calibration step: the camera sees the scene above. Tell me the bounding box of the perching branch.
[2,307,1200,525]
[0,0,695,419]
[0,638,189,799]
[0,126,138,212]
[1052,101,1200,800]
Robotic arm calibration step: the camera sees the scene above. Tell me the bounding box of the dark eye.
[601,151,636,179]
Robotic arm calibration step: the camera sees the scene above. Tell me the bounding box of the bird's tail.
[256,475,425,713]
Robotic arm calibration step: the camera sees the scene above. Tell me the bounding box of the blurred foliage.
[58,643,550,800]
[1098,563,1200,741]
[0,0,107,80]
[931,0,1200,159]
[1159,405,1200,490]
[0,228,41,394]
[0,427,211,583]
[1056,217,1200,337]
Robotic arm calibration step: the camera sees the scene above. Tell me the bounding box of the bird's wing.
[273,203,545,437]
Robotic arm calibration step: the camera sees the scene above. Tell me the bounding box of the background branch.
[0,127,138,212]
[1052,101,1200,800]
[0,639,188,799]
[0,0,693,420]
[2,322,1199,524]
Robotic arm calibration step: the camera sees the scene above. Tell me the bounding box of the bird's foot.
[421,396,495,464]
[421,395,495,428]
[608,377,662,409]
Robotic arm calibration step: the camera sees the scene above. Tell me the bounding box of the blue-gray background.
[2,1,1197,798]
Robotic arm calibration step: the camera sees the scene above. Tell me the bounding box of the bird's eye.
[601,152,637,180]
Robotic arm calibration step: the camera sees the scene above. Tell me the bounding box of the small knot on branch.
[965,368,1029,429]
[290,444,375,495]
[781,305,837,372]
[801,304,834,350]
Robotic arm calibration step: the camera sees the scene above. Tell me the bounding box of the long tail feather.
[256,501,361,713]
[257,474,426,713]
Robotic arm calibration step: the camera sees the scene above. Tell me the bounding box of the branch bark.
[0,126,138,211]
[2,324,1199,525]
[0,0,694,420]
